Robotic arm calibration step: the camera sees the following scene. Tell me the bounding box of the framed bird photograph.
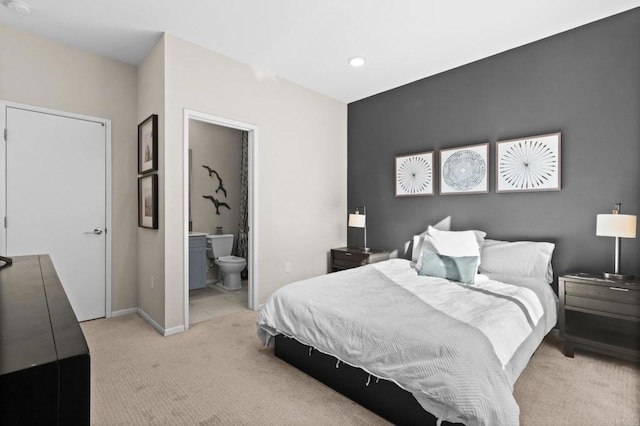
[138,114,158,174]
[138,174,158,229]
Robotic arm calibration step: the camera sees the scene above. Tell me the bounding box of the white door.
[4,106,106,321]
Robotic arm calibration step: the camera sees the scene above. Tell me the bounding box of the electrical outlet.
[150,275,155,289]
[285,262,291,273]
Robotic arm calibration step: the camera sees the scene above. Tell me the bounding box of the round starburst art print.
[496,133,561,192]
[395,151,434,196]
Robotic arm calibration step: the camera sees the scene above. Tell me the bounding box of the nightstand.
[558,272,640,362]
[330,247,390,272]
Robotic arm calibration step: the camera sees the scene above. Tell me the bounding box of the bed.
[257,228,558,425]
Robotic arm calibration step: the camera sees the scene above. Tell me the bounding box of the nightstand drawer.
[330,247,390,272]
[565,295,640,318]
[333,250,368,268]
[565,281,640,304]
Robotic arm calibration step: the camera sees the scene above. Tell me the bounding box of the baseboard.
[110,308,138,318]
[137,308,164,334]
[164,324,186,336]
[137,308,186,336]
[111,306,187,336]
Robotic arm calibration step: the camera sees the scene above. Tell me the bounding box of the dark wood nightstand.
[330,247,389,272]
[558,272,640,362]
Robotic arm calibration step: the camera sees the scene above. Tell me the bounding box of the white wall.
[0,24,138,314]
[0,26,348,332]
[137,37,166,327]
[162,34,348,330]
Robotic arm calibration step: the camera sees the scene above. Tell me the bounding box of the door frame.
[183,109,258,330]
[0,100,113,318]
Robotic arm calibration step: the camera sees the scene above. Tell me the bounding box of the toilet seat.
[217,255,245,264]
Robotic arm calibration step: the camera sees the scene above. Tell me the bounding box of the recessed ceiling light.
[7,0,32,14]
[349,57,366,67]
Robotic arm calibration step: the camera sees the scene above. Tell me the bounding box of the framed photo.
[439,143,489,195]
[138,114,158,174]
[138,174,158,229]
[395,151,434,197]
[496,132,561,193]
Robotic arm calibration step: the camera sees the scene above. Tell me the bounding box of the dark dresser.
[0,255,90,425]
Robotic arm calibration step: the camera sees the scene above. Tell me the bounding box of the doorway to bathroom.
[183,110,257,329]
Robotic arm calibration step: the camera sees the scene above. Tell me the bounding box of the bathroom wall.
[189,119,242,237]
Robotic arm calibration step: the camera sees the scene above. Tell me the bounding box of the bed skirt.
[274,334,464,426]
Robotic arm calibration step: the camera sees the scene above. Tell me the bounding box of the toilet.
[205,234,247,291]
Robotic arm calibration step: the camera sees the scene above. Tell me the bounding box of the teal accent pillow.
[418,249,479,284]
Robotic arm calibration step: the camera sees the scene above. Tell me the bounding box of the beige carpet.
[513,334,639,425]
[82,311,639,425]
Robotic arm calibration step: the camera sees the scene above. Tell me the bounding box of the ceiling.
[1,0,639,103]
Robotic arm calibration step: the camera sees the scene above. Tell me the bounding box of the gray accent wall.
[347,8,640,279]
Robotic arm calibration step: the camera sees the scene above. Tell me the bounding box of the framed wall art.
[138,174,158,229]
[138,114,158,174]
[395,151,434,197]
[439,143,489,195]
[496,132,561,193]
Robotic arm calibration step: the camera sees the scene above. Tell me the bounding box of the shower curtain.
[237,131,249,278]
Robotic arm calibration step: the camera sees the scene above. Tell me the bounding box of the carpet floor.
[82,311,639,425]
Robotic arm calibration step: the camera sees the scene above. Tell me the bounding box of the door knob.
[84,228,103,235]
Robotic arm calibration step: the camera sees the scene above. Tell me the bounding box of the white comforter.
[257,259,557,426]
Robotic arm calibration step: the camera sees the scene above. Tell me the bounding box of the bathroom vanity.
[189,232,208,290]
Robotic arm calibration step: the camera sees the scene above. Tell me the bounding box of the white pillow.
[414,227,485,271]
[411,228,443,263]
[426,226,481,257]
[411,234,424,263]
[478,239,555,283]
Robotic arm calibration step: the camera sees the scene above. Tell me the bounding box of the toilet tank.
[206,234,234,258]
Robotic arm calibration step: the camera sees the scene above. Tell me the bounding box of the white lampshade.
[596,214,637,238]
[348,213,366,228]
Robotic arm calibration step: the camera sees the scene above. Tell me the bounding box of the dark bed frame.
[274,334,463,425]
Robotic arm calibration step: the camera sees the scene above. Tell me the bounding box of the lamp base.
[360,246,371,253]
[603,272,635,281]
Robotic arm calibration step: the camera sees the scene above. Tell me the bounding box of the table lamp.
[596,203,637,280]
[348,206,369,252]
